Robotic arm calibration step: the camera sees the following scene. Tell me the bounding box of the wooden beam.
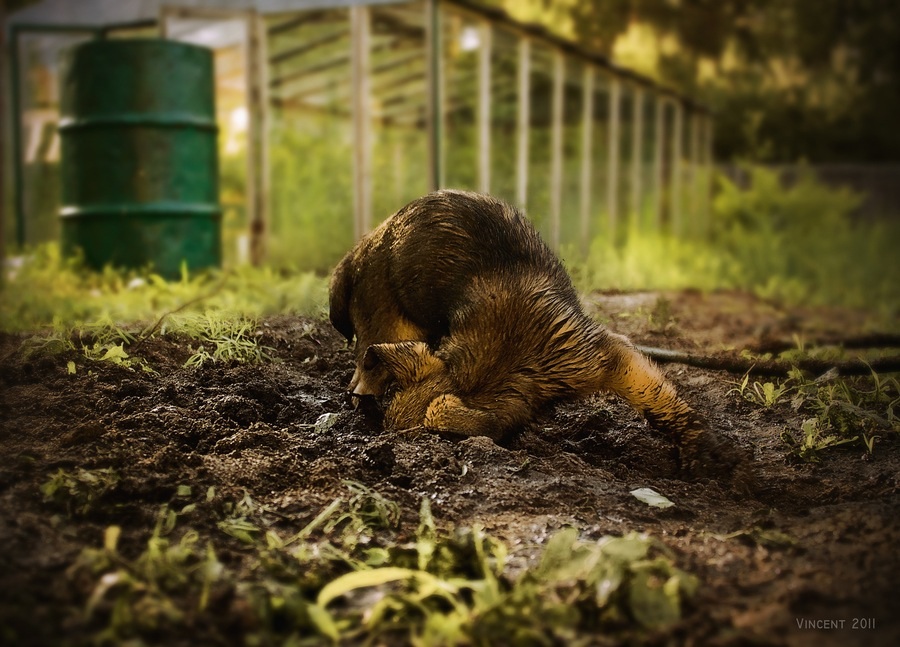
[269,28,347,65]
[269,34,402,92]
[426,0,443,191]
[516,36,530,210]
[0,3,7,263]
[478,20,492,194]
[247,11,270,265]
[350,5,372,239]
[282,46,425,110]
[268,10,332,36]
[374,70,425,98]
[579,65,594,255]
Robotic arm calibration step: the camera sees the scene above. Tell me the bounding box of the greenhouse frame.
[4,0,714,271]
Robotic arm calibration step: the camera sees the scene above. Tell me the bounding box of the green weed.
[41,467,120,516]
[217,491,262,545]
[69,484,700,645]
[22,316,154,373]
[781,368,899,461]
[781,417,859,462]
[20,324,77,358]
[322,480,402,550]
[726,362,898,460]
[70,509,225,645]
[20,307,276,373]
[171,313,276,367]
[728,372,793,408]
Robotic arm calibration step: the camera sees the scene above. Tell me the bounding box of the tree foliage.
[498,0,900,162]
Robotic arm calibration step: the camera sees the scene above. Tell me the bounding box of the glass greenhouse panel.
[441,8,479,192]
[266,8,355,272]
[589,71,611,242]
[559,56,584,255]
[488,26,518,207]
[525,41,553,239]
[370,2,429,224]
[15,30,94,246]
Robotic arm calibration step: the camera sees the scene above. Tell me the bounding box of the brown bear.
[330,190,749,484]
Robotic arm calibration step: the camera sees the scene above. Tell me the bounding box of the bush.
[712,165,899,315]
[574,164,899,323]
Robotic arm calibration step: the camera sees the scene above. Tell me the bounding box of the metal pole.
[425,0,443,192]
[516,36,530,210]
[550,49,564,251]
[350,5,372,239]
[579,65,594,255]
[630,86,644,232]
[477,20,492,194]
[652,94,665,232]
[606,75,621,239]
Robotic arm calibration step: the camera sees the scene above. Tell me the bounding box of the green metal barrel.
[58,39,221,277]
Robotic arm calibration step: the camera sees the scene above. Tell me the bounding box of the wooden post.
[9,26,24,248]
[425,0,443,191]
[478,20,492,194]
[606,75,621,239]
[516,37,530,210]
[350,5,372,239]
[0,3,7,267]
[652,94,665,232]
[550,49,564,251]
[246,11,269,265]
[670,99,683,236]
[630,86,644,231]
[579,66,594,255]
[704,113,715,238]
[689,110,701,237]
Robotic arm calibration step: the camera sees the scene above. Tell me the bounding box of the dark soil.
[1,290,898,646]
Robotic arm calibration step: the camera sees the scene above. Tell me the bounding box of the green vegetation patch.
[60,482,699,646]
[729,364,900,461]
[0,244,327,334]
[573,165,900,324]
[41,467,121,517]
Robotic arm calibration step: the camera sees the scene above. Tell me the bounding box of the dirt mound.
[1,291,898,646]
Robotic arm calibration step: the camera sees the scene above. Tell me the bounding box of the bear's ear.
[363,341,444,389]
[328,253,355,343]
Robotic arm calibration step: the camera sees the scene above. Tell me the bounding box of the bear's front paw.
[424,394,466,431]
[423,394,502,439]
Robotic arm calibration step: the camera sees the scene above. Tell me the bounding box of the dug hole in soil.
[1,290,898,646]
